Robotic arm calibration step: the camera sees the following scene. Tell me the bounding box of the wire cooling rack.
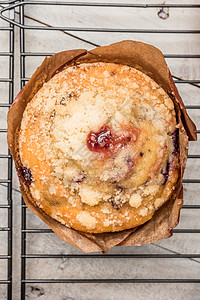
[0,1,14,299]
[0,1,200,299]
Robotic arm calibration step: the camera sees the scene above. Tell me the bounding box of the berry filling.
[172,129,179,153]
[161,162,170,185]
[86,125,135,154]
[19,165,32,185]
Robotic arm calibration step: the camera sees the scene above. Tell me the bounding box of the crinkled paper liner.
[7,41,197,253]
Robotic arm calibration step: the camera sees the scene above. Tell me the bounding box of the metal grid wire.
[0,1,14,299]
[0,1,200,299]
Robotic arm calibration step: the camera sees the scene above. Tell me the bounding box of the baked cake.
[18,62,180,233]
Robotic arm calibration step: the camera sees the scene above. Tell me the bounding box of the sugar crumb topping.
[79,186,102,206]
[129,193,142,208]
[18,61,179,231]
[138,207,148,217]
[154,197,165,209]
[76,211,97,229]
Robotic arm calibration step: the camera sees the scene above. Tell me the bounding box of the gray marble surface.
[0,1,200,299]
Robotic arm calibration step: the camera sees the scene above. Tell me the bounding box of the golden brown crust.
[18,62,179,233]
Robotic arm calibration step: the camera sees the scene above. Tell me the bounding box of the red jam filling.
[86,125,136,154]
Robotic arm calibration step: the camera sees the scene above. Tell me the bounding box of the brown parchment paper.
[7,40,197,253]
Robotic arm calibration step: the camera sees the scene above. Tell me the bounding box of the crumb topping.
[129,193,142,208]
[76,211,97,230]
[18,62,179,233]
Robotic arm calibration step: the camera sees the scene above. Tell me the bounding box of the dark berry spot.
[111,199,120,210]
[68,92,76,98]
[139,152,144,157]
[60,92,77,105]
[60,97,66,105]
[111,199,116,207]
[172,129,179,153]
[125,155,134,171]
[19,166,32,185]
[110,72,115,76]
[110,178,118,184]
[50,110,56,118]
[115,185,124,193]
[161,162,170,185]
[73,172,86,183]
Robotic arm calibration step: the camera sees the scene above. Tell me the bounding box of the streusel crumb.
[18,62,179,233]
